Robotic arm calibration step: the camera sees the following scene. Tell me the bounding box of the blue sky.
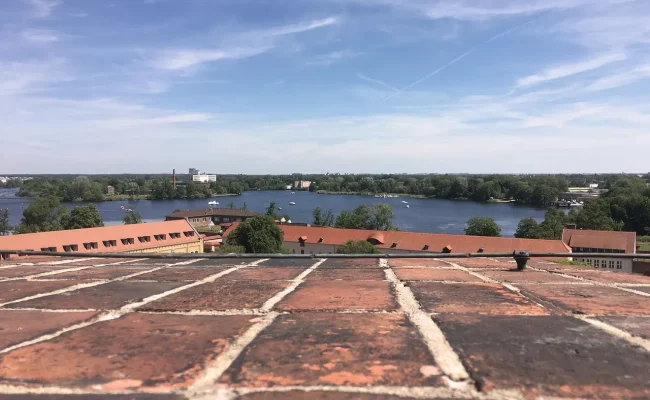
[2,0,650,174]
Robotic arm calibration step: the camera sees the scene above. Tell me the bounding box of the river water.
[0,188,547,236]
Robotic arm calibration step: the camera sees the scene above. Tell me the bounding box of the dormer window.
[422,244,430,250]
[391,242,398,248]
[83,242,98,250]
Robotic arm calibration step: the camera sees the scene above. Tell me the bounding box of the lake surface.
[0,188,547,236]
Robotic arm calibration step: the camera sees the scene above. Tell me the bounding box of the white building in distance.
[192,174,217,183]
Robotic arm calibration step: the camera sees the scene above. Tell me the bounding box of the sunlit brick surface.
[0,256,649,399]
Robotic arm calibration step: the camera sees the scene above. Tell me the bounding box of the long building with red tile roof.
[223,223,571,255]
[562,228,637,272]
[0,220,203,261]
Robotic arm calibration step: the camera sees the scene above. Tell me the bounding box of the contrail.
[382,18,537,102]
[357,73,399,92]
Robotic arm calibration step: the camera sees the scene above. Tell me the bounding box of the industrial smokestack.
[173,169,177,189]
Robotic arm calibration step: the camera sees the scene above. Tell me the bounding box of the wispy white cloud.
[517,53,626,87]
[265,17,340,37]
[306,49,361,66]
[21,29,59,44]
[585,65,650,91]
[152,46,271,71]
[0,59,70,96]
[25,0,61,18]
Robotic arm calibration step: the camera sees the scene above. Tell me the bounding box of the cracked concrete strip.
[0,258,148,282]
[382,260,471,384]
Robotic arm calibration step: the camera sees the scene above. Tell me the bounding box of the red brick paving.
[0,310,97,349]
[276,281,396,311]
[517,284,650,315]
[410,282,548,315]
[36,266,149,280]
[307,268,386,281]
[0,256,649,399]
[388,259,450,268]
[220,313,443,388]
[561,270,650,284]
[0,266,74,279]
[0,313,255,390]
[226,267,306,281]
[0,280,84,304]
[127,266,228,281]
[393,268,480,282]
[7,281,185,310]
[435,314,650,398]
[140,279,290,311]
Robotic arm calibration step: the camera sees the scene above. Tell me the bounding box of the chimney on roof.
[173,169,177,189]
[391,242,398,248]
[478,248,484,253]
[442,245,452,253]
[422,244,430,250]
[565,223,577,229]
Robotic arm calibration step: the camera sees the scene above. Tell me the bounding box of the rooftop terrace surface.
[0,256,649,400]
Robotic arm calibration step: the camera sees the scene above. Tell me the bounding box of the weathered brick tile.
[187,259,251,267]
[238,392,425,399]
[0,280,84,304]
[258,259,318,268]
[393,268,480,282]
[37,267,149,280]
[597,316,650,340]
[0,394,185,399]
[0,310,97,350]
[307,268,386,281]
[227,267,306,281]
[410,282,548,315]
[0,266,73,279]
[435,315,650,398]
[479,270,578,283]
[276,281,396,311]
[388,259,449,268]
[532,262,593,272]
[0,314,255,390]
[562,271,650,284]
[220,313,443,387]
[628,286,650,294]
[319,259,380,268]
[127,267,228,282]
[518,284,650,315]
[140,280,289,311]
[7,281,185,310]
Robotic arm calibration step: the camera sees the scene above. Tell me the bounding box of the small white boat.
[278,207,283,210]
[401,200,408,204]
[208,201,218,206]
[289,202,296,205]
[406,204,410,208]
[291,192,295,195]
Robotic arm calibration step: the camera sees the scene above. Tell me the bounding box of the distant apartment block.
[192,173,217,183]
[293,180,311,190]
[563,229,636,273]
[0,220,203,260]
[106,185,115,195]
[166,208,259,227]
[189,168,199,175]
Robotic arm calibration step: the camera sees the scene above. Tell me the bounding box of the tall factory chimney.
[173,169,177,189]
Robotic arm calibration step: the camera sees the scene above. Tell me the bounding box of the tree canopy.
[464,217,501,237]
[0,209,10,235]
[227,215,284,253]
[14,197,69,234]
[123,208,142,225]
[336,240,380,254]
[312,207,335,227]
[64,204,104,229]
[334,204,397,231]
[514,217,539,239]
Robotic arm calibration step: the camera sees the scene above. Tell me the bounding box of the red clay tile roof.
[0,220,200,254]
[224,223,571,253]
[563,228,636,253]
[166,208,259,219]
[0,255,648,399]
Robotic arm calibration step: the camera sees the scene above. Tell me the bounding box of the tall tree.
[14,196,69,234]
[64,204,104,229]
[465,217,501,237]
[266,201,277,217]
[0,208,10,235]
[241,202,248,211]
[123,206,142,225]
[514,217,539,239]
[228,201,236,209]
[535,208,567,240]
[227,215,284,253]
[371,204,396,231]
[312,207,334,227]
